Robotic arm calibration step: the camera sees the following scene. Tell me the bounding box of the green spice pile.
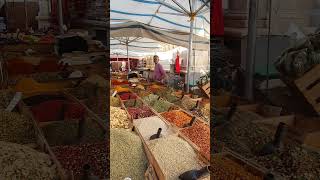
[0,141,58,179]
[110,129,147,179]
[110,96,121,107]
[110,106,130,129]
[124,99,143,108]
[180,96,197,110]
[151,98,174,113]
[201,103,210,121]
[137,90,152,97]
[0,90,15,109]
[134,116,172,141]
[0,110,35,144]
[143,94,159,105]
[148,135,202,179]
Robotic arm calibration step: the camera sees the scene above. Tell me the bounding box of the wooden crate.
[199,82,210,98]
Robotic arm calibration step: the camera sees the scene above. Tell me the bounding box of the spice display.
[151,98,174,113]
[124,99,143,108]
[30,72,62,82]
[68,83,102,100]
[0,90,15,109]
[53,142,108,179]
[180,121,210,160]
[110,96,121,107]
[0,110,35,144]
[114,86,130,93]
[201,103,210,121]
[110,106,130,129]
[119,93,137,100]
[111,79,129,85]
[128,106,154,119]
[211,155,263,180]
[143,94,159,105]
[148,135,202,179]
[137,90,152,97]
[180,96,197,110]
[133,116,172,140]
[161,111,192,128]
[110,129,147,179]
[83,74,107,87]
[0,141,58,179]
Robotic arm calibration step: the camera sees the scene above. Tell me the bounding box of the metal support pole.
[186,19,194,93]
[57,0,64,34]
[245,0,257,100]
[126,42,130,72]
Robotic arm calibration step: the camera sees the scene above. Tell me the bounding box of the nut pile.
[110,106,130,129]
[128,106,154,119]
[52,142,109,179]
[0,141,58,179]
[211,155,263,180]
[133,116,172,141]
[180,121,210,160]
[124,99,143,108]
[148,135,202,179]
[161,111,192,128]
[110,129,147,179]
[110,96,121,107]
[0,110,35,144]
[119,93,137,100]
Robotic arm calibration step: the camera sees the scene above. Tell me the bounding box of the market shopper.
[153,55,166,83]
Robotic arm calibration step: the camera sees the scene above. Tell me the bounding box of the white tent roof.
[110,0,210,38]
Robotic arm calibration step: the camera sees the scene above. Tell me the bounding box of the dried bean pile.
[110,96,121,107]
[124,99,143,108]
[110,129,147,179]
[180,121,210,160]
[148,135,202,179]
[0,90,15,109]
[53,142,108,179]
[128,106,154,119]
[142,94,159,105]
[0,110,35,144]
[134,116,172,141]
[151,98,173,113]
[119,93,137,100]
[211,155,262,180]
[161,111,192,128]
[0,141,58,179]
[110,107,130,129]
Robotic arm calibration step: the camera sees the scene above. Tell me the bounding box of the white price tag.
[112,91,117,97]
[5,92,22,112]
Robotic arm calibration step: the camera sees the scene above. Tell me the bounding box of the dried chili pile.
[52,142,109,179]
[128,106,154,119]
[211,155,262,180]
[180,121,210,160]
[161,111,192,128]
[119,93,137,100]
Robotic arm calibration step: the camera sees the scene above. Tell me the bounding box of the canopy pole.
[57,0,64,34]
[126,42,130,72]
[186,19,194,93]
[245,0,257,100]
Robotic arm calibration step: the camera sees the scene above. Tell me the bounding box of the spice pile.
[211,155,263,180]
[52,142,109,179]
[110,107,130,129]
[161,111,192,128]
[201,103,210,120]
[148,135,202,179]
[143,94,159,105]
[0,141,58,179]
[151,98,173,113]
[134,116,172,141]
[180,96,197,110]
[110,129,147,179]
[119,93,137,100]
[110,96,121,107]
[31,72,62,82]
[180,121,210,160]
[128,106,154,119]
[124,99,143,108]
[0,110,35,144]
[137,90,152,97]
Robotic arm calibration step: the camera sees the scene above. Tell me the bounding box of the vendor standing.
[153,55,166,83]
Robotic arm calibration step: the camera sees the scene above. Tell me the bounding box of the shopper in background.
[153,55,166,83]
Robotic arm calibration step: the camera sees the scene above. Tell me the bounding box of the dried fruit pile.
[148,135,202,179]
[0,110,35,144]
[119,93,137,100]
[110,96,121,107]
[0,141,58,179]
[161,111,192,128]
[110,129,147,179]
[133,116,171,141]
[180,121,210,160]
[52,142,109,179]
[211,155,263,180]
[110,107,130,129]
[128,106,154,119]
[124,99,143,108]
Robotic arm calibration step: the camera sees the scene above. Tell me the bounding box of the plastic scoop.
[259,122,287,156]
[149,128,162,140]
[179,166,210,180]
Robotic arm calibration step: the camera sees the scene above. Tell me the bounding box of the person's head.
[153,55,159,64]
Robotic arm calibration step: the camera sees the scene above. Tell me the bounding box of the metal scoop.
[179,166,210,180]
[149,128,162,140]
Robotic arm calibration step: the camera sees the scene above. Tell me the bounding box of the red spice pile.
[161,111,192,128]
[119,93,137,100]
[180,121,210,160]
[52,142,109,179]
[127,106,154,119]
[111,79,129,85]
